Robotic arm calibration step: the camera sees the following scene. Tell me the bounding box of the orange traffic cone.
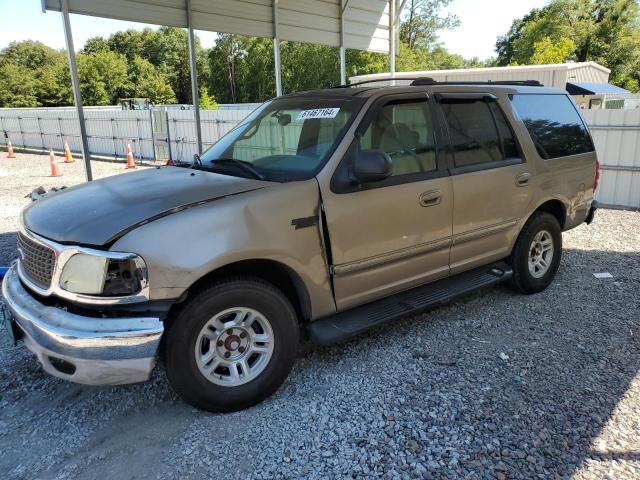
[64,141,74,163]
[6,140,15,158]
[126,143,136,169]
[49,147,62,177]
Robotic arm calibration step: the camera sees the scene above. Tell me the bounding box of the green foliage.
[0,63,39,107]
[400,0,460,49]
[0,41,69,107]
[127,56,177,104]
[199,88,218,109]
[496,0,640,92]
[531,36,576,64]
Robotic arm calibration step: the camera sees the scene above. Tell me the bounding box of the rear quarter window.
[511,94,594,159]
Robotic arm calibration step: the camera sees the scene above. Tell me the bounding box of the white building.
[350,62,633,109]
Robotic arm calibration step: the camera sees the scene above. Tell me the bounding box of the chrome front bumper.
[1,266,164,385]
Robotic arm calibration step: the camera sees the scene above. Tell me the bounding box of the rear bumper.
[585,200,599,225]
[1,266,163,385]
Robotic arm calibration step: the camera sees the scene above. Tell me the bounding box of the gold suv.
[3,79,599,411]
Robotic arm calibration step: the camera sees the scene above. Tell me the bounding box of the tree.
[199,88,218,109]
[0,41,70,107]
[79,50,130,104]
[0,63,39,107]
[36,59,73,106]
[127,56,176,104]
[400,0,460,49]
[144,27,195,103]
[82,37,110,55]
[76,54,109,105]
[496,0,640,91]
[531,36,576,64]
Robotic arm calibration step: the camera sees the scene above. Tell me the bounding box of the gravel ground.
[1,152,639,480]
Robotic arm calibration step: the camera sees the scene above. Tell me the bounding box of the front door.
[320,95,453,310]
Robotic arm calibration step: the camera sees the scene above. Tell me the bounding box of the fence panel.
[0,106,255,163]
[582,109,640,209]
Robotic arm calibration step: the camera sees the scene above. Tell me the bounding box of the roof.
[43,0,392,53]
[350,62,611,83]
[566,82,630,95]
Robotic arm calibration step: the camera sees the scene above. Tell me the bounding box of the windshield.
[198,96,363,181]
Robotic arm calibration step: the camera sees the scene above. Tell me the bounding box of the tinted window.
[441,100,518,168]
[511,94,594,159]
[359,99,436,176]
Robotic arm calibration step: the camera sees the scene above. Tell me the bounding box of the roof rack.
[333,77,425,88]
[410,77,543,87]
[335,77,544,88]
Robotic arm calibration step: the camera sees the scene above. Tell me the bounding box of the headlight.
[59,253,147,296]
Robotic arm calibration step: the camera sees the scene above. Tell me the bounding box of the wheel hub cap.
[194,307,274,387]
[528,230,554,279]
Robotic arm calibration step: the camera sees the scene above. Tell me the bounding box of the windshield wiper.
[212,158,266,181]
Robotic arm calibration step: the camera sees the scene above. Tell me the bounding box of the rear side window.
[441,100,519,168]
[511,94,594,159]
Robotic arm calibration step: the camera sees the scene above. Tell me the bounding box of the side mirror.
[352,149,392,184]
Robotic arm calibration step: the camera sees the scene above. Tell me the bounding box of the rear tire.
[508,212,562,294]
[164,277,299,412]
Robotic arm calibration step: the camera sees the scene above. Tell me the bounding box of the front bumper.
[1,266,163,385]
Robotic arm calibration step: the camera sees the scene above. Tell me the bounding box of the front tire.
[164,277,299,412]
[508,212,562,294]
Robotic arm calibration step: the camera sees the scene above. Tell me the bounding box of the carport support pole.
[339,0,349,85]
[186,0,203,154]
[273,0,283,96]
[389,0,396,85]
[60,0,93,181]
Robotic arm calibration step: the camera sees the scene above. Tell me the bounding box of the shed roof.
[350,62,611,83]
[566,82,630,95]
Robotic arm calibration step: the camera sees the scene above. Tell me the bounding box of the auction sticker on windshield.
[297,108,340,120]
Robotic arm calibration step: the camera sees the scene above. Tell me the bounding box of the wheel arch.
[177,259,313,323]
[532,199,567,230]
[508,198,567,256]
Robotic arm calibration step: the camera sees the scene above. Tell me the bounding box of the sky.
[0,0,548,60]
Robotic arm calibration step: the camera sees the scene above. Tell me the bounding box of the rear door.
[435,93,533,274]
[320,94,453,310]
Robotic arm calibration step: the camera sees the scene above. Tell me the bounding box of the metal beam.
[60,0,92,181]
[186,0,202,154]
[273,0,282,96]
[339,0,351,85]
[389,0,396,84]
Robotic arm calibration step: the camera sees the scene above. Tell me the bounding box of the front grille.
[17,232,56,289]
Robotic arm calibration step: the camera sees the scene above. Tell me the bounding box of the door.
[435,93,533,274]
[151,109,170,161]
[320,95,453,310]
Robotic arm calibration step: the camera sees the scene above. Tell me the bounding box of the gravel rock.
[1,153,639,479]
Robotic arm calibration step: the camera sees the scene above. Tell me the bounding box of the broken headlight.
[59,253,147,297]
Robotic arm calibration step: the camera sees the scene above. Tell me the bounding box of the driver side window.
[359,99,436,176]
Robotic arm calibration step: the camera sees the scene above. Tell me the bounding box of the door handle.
[419,190,442,207]
[515,173,531,186]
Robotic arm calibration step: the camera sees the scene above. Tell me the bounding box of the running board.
[308,262,513,345]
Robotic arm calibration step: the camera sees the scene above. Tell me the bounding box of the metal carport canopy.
[44,0,393,53]
[43,0,400,182]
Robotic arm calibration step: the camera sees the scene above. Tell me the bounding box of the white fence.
[0,106,256,163]
[1,105,639,209]
[583,109,640,209]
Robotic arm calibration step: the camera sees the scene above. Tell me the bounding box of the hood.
[23,167,269,246]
